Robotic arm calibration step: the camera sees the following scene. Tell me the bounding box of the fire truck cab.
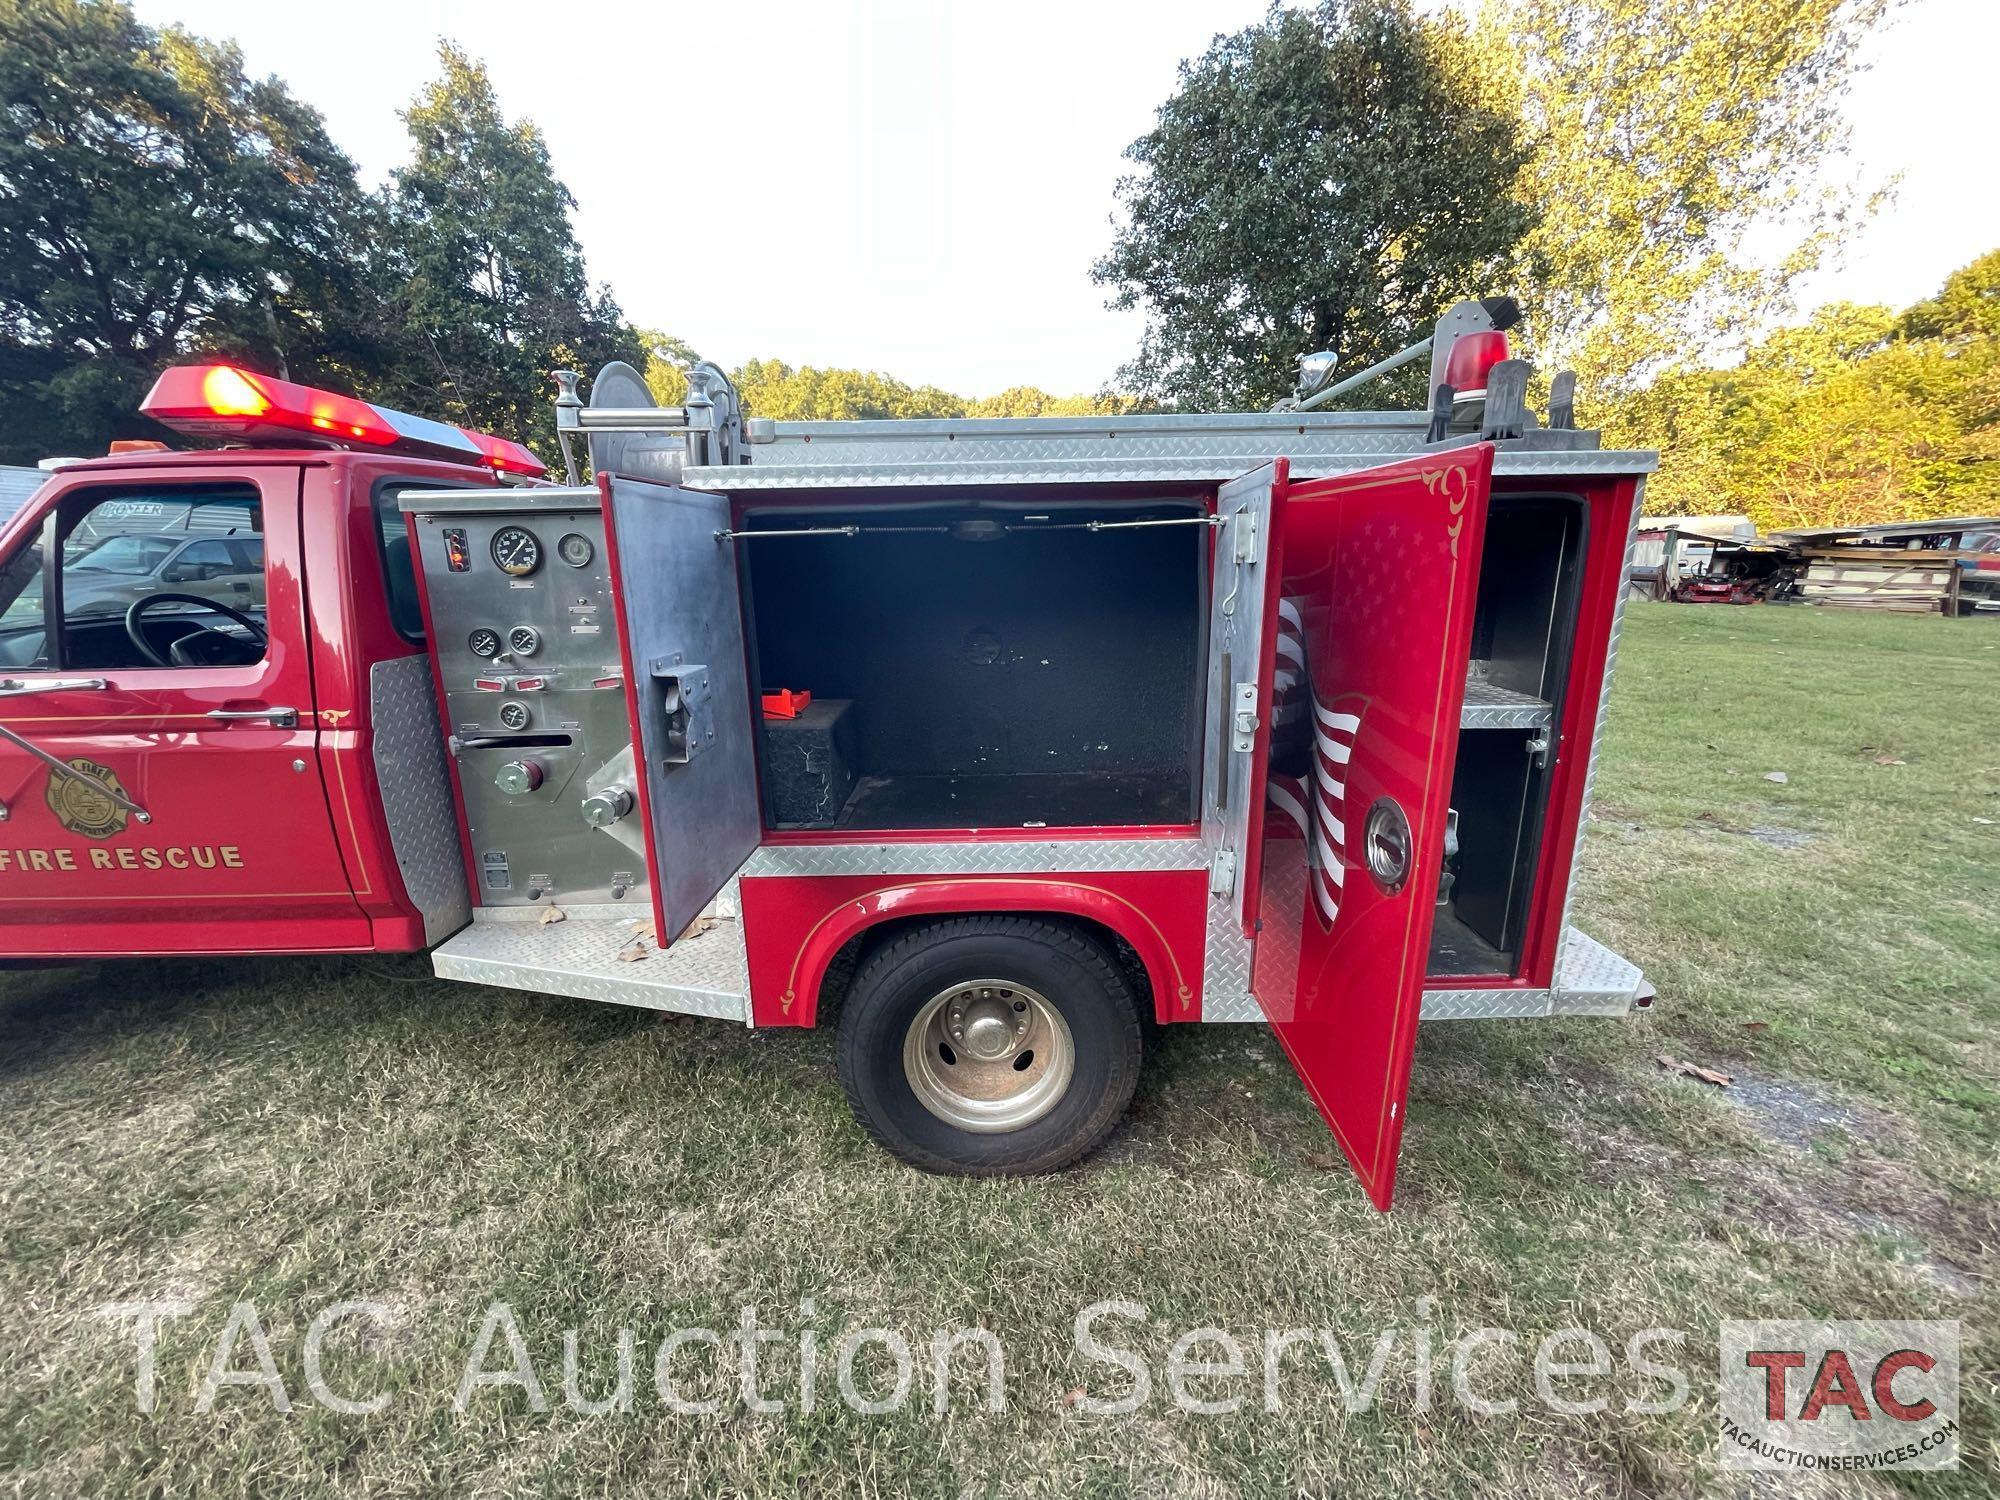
[0,302,1654,1207]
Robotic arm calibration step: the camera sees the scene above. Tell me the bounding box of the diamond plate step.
[1420,927,1645,1021]
[1459,678,1554,730]
[432,906,750,1023]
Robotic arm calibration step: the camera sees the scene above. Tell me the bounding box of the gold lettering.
[116,849,137,870]
[0,851,10,871]
[56,850,76,871]
[193,847,216,870]
[90,849,112,869]
[221,846,243,869]
[166,849,189,869]
[140,848,161,870]
[28,850,51,872]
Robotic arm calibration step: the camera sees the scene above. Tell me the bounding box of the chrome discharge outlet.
[495,758,546,795]
[580,785,634,828]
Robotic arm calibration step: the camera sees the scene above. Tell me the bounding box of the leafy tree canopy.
[1092,0,1536,411]
[1489,0,1893,394]
[635,335,1135,421]
[383,42,638,450]
[0,0,379,461]
[1612,251,2000,531]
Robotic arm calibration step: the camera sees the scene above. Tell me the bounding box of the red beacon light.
[1442,329,1511,402]
[140,364,546,478]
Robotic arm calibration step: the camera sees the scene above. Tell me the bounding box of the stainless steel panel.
[397,487,599,515]
[1190,464,1280,1020]
[369,654,471,944]
[431,908,750,1022]
[406,498,646,907]
[607,476,761,946]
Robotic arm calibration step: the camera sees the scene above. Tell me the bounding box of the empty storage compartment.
[1430,494,1586,976]
[743,498,1209,831]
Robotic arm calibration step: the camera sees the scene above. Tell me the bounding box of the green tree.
[0,0,382,462]
[385,43,638,452]
[1487,0,1893,397]
[1092,0,1536,411]
[637,329,701,407]
[1614,266,2000,530]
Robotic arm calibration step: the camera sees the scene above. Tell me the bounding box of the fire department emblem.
[45,759,129,840]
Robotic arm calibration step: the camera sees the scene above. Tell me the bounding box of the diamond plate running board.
[431,904,751,1024]
[1419,926,1646,1021]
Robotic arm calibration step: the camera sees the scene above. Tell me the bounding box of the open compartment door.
[1201,460,1288,932]
[602,475,760,950]
[1252,446,1495,1208]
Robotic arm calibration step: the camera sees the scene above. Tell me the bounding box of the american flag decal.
[1266,596,1358,931]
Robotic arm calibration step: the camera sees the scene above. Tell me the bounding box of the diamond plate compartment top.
[684,449,1656,492]
[432,902,750,1023]
[370,655,471,945]
[742,839,1208,877]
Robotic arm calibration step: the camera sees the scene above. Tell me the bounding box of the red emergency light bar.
[140,364,546,477]
[1442,330,1511,401]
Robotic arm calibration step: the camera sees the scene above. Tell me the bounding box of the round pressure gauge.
[558,532,595,568]
[467,628,501,659]
[508,624,540,656]
[497,699,532,732]
[490,525,541,576]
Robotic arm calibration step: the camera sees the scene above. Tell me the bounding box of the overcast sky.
[132,0,2000,396]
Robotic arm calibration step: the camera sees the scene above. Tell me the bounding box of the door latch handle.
[206,707,299,727]
[1525,729,1553,769]
[1231,682,1259,751]
[649,660,711,765]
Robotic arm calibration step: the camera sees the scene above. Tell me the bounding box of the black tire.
[835,916,1144,1176]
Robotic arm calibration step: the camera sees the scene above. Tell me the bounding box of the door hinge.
[1231,681,1259,751]
[1209,848,1237,898]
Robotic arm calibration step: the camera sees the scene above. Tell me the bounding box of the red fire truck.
[0,299,1652,1207]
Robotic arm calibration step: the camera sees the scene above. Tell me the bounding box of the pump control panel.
[399,490,646,907]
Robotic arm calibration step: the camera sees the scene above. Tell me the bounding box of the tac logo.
[44,759,130,840]
[1720,1320,1959,1472]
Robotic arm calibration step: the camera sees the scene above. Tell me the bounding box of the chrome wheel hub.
[902,980,1074,1133]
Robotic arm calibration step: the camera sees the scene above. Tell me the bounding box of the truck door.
[1249,446,1495,1209]
[0,468,367,954]
[600,474,761,948]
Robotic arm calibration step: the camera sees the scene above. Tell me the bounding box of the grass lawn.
[0,602,1993,1498]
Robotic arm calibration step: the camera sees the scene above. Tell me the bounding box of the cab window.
[374,481,430,644]
[0,485,267,671]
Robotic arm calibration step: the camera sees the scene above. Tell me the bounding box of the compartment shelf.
[1460,677,1553,730]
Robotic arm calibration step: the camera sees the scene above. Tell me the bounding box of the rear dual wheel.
[835,917,1144,1175]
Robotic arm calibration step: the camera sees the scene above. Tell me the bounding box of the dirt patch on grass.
[1722,1069,1888,1151]
[1688,813,1814,850]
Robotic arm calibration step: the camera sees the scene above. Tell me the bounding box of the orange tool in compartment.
[762,688,813,719]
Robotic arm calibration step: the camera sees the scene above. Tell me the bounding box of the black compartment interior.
[744,500,1207,830]
[1429,494,1585,976]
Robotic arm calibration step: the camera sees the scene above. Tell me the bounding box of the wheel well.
[813,911,1156,1026]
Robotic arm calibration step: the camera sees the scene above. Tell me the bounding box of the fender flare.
[777,878,1198,1028]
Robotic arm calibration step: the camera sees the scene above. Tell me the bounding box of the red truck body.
[0,316,1655,1206]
